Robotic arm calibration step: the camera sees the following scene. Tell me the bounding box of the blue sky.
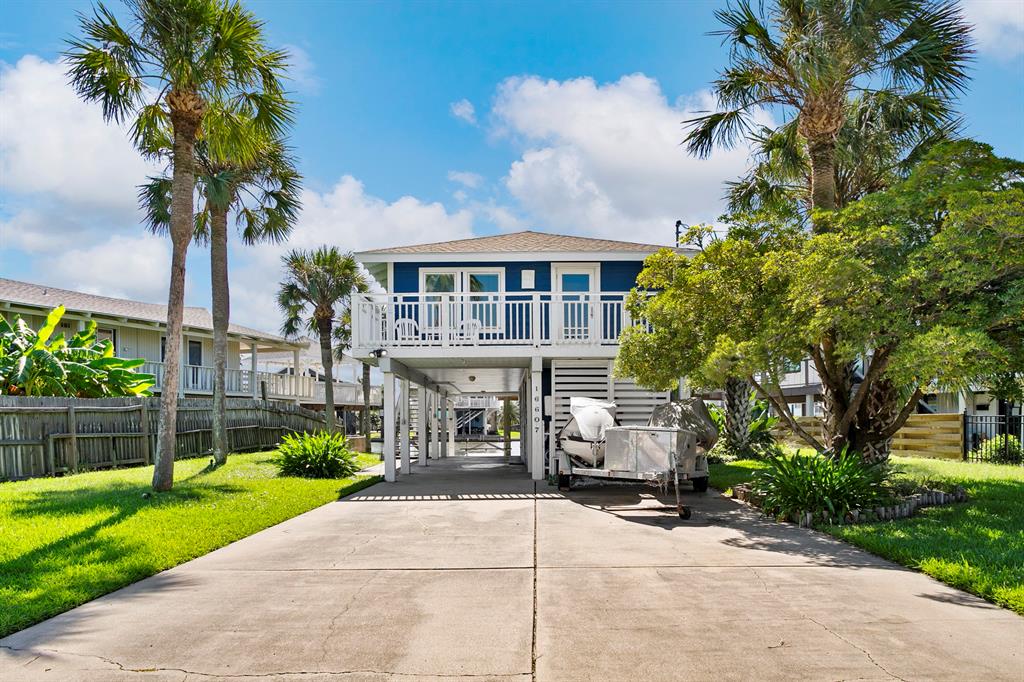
[2,0,1023,330]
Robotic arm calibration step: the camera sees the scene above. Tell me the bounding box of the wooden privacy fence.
[0,396,328,481]
[773,413,964,460]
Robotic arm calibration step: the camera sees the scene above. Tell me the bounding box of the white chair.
[457,318,482,344]
[393,318,420,343]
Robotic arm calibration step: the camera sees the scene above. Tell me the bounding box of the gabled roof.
[357,230,677,258]
[0,278,295,345]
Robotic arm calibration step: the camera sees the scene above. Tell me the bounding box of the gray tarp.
[647,399,719,454]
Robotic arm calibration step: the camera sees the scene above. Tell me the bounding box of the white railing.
[454,395,501,409]
[352,291,642,349]
[309,381,383,406]
[141,362,366,402]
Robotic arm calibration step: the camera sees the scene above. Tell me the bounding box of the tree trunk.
[724,376,752,454]
[210,205,230,465]
[153,109,199,492]
[318,317,336,431]
[851,377,901,464]
[362,361,371,438]
[807,138,837,219]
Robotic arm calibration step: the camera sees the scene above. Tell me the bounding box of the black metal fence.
[964,414,1024,464]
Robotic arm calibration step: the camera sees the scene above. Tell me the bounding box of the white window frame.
[418,267,506,333]
[552,263,600,342]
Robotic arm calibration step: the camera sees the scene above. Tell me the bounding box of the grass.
[0,451,381,637]
[709,453,1024,615]
[497,429,521,439]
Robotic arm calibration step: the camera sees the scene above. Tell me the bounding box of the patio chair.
[457,318,482,344]
[393,318,420,343]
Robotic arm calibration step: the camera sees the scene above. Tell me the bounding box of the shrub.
[973,434,1023,464]
[275,431,359,478]
[751,448,889,521]
[707,397,783,461]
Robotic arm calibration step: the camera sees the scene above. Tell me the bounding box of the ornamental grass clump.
[275,431,359,479]
[751,448,889,522]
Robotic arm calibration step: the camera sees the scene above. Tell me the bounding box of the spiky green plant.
[275,431,359,479]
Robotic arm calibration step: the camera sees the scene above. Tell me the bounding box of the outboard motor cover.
[558,397,618,467]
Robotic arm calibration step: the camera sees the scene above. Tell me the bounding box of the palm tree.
[277,248,369,431]
[141,131,301,466]
[66,0,291,491]
[686,0,972,221]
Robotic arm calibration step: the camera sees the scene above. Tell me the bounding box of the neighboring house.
[0,278,344,406]
[256,337,383,431]
[351,230,689,481]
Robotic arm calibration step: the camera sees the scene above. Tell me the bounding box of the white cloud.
[449,98,477,125]
[0,55,153,215]
[283,44,321,95]
[43,234,172,303]
[447,170,484,188]
[964,0,1024,58]
[492,74,763,244]
[227,176,475,328]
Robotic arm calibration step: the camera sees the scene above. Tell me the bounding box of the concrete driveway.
[2,454,1022,681]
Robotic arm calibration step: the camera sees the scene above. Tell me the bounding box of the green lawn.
[0,451,381,637]
[710,454,1024,615]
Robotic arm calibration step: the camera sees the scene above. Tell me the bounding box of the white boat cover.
[568,396,617,442]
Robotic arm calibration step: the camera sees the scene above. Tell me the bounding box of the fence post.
[962,412,968,461]
[140,402,151,465]
[67,405,79,473]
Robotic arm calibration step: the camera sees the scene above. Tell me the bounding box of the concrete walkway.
[2,455,1022,681]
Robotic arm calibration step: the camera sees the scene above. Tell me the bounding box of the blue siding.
[391,260,643,293]
[600,261,644,292]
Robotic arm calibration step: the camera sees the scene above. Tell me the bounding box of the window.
[160,337,166,362]
[96,327,116,350]
[187,340,203,366]
[418,268,505,330]
[783,359,802,374]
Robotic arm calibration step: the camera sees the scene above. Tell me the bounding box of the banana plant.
[0,306,155,397]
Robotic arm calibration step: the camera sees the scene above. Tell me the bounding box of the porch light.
[370,348,388,358]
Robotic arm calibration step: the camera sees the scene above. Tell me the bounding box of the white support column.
[447,399,456,457]
[179,335,187,397]
[430,390,440,458]
[530,357,544,481]
[250,342,259,398]
[399,377,411,474]
[417,385,429,465]
[804,393,815,418]
[440,394,449,458]
[383,372,397,482]
[292,348,302,403]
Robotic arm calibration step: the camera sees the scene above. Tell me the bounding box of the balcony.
[141,362,382,405]
[352,291,642,356]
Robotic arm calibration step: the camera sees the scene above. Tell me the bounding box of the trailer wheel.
[691,476,709,493]
[678,506,692,520]
[557,473,572,492]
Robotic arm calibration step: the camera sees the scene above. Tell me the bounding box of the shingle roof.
[360,230,674,255]
[0,278,293,345]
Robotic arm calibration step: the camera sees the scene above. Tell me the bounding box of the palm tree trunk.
[807,139,837,217]
[318,317,336,431]
[153,115,198,492]
[362,361,371,438]
[210,205,230,465]
[724,376,752,454]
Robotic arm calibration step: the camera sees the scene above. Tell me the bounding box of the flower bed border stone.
[730,483,967,527]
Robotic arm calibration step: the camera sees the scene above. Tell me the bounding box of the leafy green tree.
[1,307,155,397]
[141,128,300,466]
[277,248,369,432]
[619,142,1024,460]
[66,0,291,491]
[687,0,972,215]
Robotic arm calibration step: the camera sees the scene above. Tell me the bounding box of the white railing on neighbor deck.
[140,362,374,403]
[453,395,501,409]
[352,291,646,349]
